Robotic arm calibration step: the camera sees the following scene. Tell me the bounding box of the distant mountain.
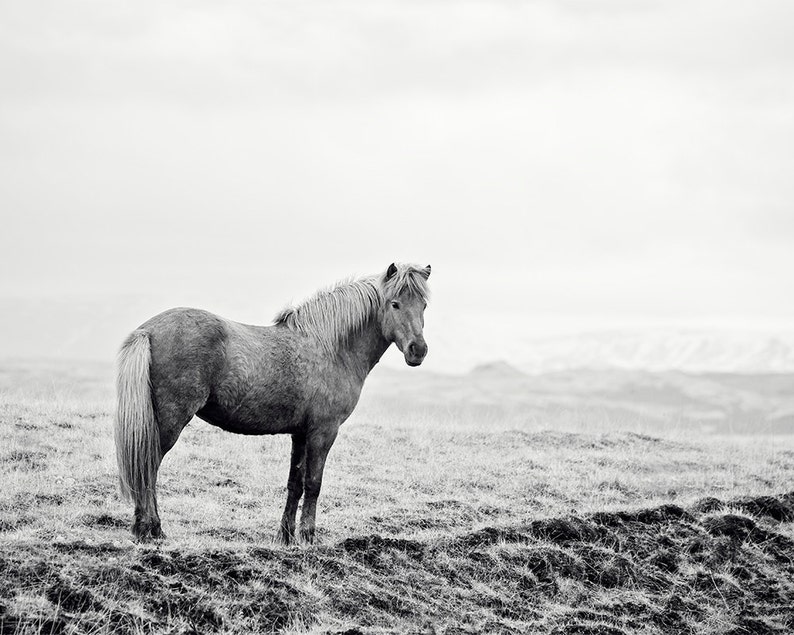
[515,330,794,374]
[469,360,525,378]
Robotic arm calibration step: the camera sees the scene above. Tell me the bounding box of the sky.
[1,1,793,369]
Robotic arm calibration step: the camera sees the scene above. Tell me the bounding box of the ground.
[1,360,794,634]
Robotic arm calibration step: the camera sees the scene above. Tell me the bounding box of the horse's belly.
[196,398,302,435]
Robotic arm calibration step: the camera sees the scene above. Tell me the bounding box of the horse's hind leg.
[279,433,306,544]
[132,405,194,541]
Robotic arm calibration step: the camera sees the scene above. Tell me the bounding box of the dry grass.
[2,360,794,634]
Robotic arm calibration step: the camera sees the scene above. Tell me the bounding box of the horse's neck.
[338,319,391,380]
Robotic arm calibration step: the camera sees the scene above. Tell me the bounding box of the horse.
[114,262,431,543]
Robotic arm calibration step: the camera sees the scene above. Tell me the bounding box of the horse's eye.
[391,302,400,310]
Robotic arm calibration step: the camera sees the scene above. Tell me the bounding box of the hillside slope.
[363,364,794,434]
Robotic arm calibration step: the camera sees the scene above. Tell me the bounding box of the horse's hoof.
[132,520,164,542]
[299,530,316,545]
[134,532,166,543]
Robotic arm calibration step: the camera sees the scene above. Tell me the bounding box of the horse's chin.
[405,358,423,367]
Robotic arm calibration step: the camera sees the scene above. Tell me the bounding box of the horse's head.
[379,262,431,367]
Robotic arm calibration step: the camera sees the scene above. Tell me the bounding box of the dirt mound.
[438,493,794,633]
[692,493,794,521]
[691,496,724,513]
[732,495,794,521]
[45,577,100,613]
[80,513,128,528]
[339,535,425,567]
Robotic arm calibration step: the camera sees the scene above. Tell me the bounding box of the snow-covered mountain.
[424,317,794,374]
[514,330,794,374]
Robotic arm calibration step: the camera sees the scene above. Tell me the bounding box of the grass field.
[2,360,794,634]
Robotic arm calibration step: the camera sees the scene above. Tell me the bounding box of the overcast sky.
[1,1,793,366]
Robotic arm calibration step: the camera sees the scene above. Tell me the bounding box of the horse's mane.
[273,264,429,353]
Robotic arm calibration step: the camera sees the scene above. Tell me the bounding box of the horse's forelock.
[382,264,430,302]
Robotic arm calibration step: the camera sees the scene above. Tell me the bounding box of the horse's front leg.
[279,432,306,544]
[299,424,340,544]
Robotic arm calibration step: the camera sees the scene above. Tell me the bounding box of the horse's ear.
[420,264,431,279]
[386,263,398,280]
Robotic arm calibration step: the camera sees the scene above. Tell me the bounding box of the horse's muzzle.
[405,341,427,366]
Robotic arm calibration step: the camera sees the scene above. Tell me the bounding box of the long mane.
[273,264,429,354]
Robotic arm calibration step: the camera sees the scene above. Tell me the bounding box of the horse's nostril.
[408,342,427,359]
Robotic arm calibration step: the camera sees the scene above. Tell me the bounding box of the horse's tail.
[115,329,161,504]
